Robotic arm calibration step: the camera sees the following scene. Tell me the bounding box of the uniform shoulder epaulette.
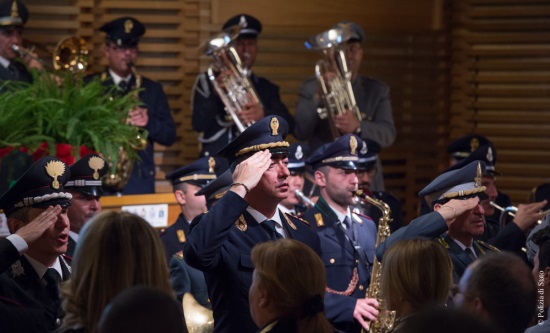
[314,213,324,227]
[173,251,184,260]
[177,229,186,243]
[437,236,450,249]
[476,240,500,252]
[284,212,310,226]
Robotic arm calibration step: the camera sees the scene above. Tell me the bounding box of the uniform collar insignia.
[10,260,25,278]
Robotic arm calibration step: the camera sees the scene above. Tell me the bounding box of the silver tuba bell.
[305,26,362,139]
[202,27,262,133]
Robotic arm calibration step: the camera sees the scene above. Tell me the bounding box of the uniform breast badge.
[235,215,248,231]
[177,229,186,243]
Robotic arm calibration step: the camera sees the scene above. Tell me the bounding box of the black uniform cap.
[447,134,492,161]
[0,156,72,216]
[222,14,262,39]
[0,0,28,27]
[166,157,219,188]
[65,154,109,197]
[100,17,145,47]
[288,143,309,174]
[357,138,381,171]
[195,169,233,209]
[332,20,365,43]
[306,134,363,171]
[217,116,290,167]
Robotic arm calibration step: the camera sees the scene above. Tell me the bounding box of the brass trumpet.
[11,36,88,74]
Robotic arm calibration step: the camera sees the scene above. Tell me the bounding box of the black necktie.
[464,248,477,262]
[261,219,282,240]
[342,216,354,241]
[118,80,128,92]
[43,268,61,298]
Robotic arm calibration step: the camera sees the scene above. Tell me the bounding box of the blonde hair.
[251,239,333,333]
[60,211,173,333]
[381,238,452,313]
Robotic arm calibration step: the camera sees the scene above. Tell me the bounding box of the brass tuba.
[202,25,262,133]
[11,36,89,74]
[305,26,362,139]
[355,190,396,333]
[182,292,214,333]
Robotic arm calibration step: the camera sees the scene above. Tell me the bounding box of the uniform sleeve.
[293,78,320,141]
[169,256,192,303]
[0,237,21,273]
[143,82,177,146]
[358,81,396,148]
[324,293,357,326]
[375,211,447,260]
[184,191,249,271]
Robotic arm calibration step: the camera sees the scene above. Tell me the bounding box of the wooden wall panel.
[450,0,550,205]
[21,0,448,223]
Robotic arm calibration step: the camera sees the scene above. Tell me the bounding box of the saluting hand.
[231,150,272,197]
[14,205,62,245]
[437,197,480,226]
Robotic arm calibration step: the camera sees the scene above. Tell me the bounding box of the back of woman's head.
[381,238,452,312]
[251,239,333,333]
[61,211,172,333]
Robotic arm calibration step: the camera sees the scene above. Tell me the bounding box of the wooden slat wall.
[450,0,550,205]
[21,0,449,222]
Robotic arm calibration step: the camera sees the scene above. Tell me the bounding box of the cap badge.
[349,136,358,155]
[239,15,248,28]
[45,160,66,190]
[11,0,18,18]
[474,162,482,187]
[470,137,479,152]
[89,156,105,180]
[124,19,133,34]
[208,157,216,173]
[295,145,303,160]
[360,141,368,155]
[486,147,493,162]
[270,117,279,136]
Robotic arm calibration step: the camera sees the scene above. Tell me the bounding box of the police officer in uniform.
[376,161,499,283]
[160,156,218,262]
[355,138,403,232]
[278,143,312,216]
[301,134,379,333]
[448,144,546,258]
[85,16,176,194]
[0,156,73,331]
[64,154,109,259]
[184,115,320,333]
[192,14,294,161]
[0,0,41,84]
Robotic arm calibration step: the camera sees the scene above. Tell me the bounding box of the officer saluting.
[161,157,218,262]
[184,115,320,333]
[0,156,73,331]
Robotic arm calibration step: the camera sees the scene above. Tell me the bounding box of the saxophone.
[355,190,396,333]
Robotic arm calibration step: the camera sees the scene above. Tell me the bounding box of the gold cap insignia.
[88,156,105,180]
[470,138,479,152]
[177,229,186,243]
[349,136,358,155]
[270,117,279,136]
[124,19,133,34]
[11,0,18,18]
[208,157,215,173]
[474,162,482,187]
[45,160,66,189]
[314,213,324,227]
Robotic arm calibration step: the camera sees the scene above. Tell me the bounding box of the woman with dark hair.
[249,239,335,333]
